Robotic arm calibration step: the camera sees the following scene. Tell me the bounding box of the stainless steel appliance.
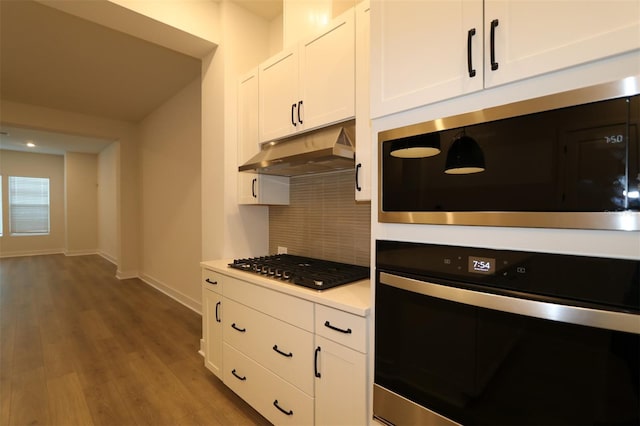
[229,254,369,290]
[239,121,355,176]
[378,76,640,231]
[374,240,640,425]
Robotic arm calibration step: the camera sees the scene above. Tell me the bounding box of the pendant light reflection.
[389,133,441,158]
[444,132,485,174]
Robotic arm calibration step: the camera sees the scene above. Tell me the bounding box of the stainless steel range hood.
[239,121,355,176]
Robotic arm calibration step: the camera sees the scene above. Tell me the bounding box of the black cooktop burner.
[229,254,369,290]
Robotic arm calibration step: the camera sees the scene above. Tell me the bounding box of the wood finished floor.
[0,254,272,426]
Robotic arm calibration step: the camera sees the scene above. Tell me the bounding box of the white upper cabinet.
[258,48,300,142]
[370,0,484,119]
[238,68,289,205]
[259,8,355,143]
[483,0,640,88]
[371,0,640,119]
[355,0,371,201]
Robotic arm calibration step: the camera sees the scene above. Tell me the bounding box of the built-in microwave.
[378,76,640,231]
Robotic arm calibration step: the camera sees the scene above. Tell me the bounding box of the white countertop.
[201,259,372,317]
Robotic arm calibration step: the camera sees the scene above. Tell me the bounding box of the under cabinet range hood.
[239,121,355,176]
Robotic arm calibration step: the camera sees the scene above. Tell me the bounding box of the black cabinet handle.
[231,323,246,332]
[355,163,362,192]
[273,400,293,416]
[272,345,293,358]
[297,100,303,124]
[291,103,297,126]
[205,278,217,285]
[324,320,352,334]
[467,28,477,77]
[251,178,257,198]
[231,369,246,381]
[314,346,321,378]
[215,301,221,323]
[490,19,499,71]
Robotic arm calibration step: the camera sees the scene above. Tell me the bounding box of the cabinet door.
[203,287,223,378]
[300,8,356,131]
[259,47,300,142]
[355,0,371,201]
[484,0,640,88]
[238,69,290,205]
[370,0,483,118]
[238,70,261,205]
[314,336,367,426]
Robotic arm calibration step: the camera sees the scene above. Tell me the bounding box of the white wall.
[64,152,98,255]
[138,78,202,311]
[0,100,140,276]
[0,150,65,257]
[97,143,119,263]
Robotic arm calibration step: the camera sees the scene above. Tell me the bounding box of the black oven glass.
[375,283,639,425]
[381,95,639,213]
[375,241,640,426]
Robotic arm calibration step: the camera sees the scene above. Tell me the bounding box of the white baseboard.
[139,273,202,315]
[199,339,205,357]
[98,251,118,265]
[116,269,139,280]
[65,249,98,257]
[0,248,65,258]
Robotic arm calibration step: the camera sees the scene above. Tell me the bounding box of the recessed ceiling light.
[27,142,36,148]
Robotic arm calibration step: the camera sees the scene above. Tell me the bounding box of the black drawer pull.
[251,178,257,198]
[273,400,293,416]
[297,100,303,124]
[231,323,246,332]
[291,103,297,126]
[231,369,246,381]
[314,346,321,378]
[205,278,217,285]
[490,19,499,71]
[467,28,477,77]
[273,345,293,358]
[324,320,352,334]
[355,163,362,192]
[215,301,221,323]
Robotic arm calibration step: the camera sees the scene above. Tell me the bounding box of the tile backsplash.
[269,170,371,267]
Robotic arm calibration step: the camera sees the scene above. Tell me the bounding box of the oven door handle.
[379,272,640,334]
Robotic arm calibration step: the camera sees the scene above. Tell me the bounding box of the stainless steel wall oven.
[374,240,639,425]
[378,76,640,231]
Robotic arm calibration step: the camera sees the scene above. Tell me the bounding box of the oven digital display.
[468,256,495,274]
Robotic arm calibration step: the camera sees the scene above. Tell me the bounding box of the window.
[9,176,50,235]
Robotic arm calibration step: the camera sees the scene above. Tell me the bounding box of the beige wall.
[0,100,139,276]
[139,78,202,310]
[0,150,65,256]
[98,143,119,263]
[64,152,98,255]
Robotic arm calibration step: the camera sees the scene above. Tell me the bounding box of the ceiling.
[0,0,282,155]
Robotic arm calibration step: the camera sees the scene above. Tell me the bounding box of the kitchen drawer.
[224,343,314,426]
[315,304,367,353]
[202,268,223,294]
[224,276,313,331]
[224,298,314,395]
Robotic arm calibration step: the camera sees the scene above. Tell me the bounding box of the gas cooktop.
[228,254,370,290]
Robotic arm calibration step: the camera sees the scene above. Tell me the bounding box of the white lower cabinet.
[202,269,223,379]
[314,304,368,426]
[314,336,367,426]
[202,268,370,425]
[224,344,314,426]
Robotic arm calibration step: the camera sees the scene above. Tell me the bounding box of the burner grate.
[229,254,369,290]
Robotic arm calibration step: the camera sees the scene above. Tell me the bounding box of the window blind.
[9,176,50,235]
